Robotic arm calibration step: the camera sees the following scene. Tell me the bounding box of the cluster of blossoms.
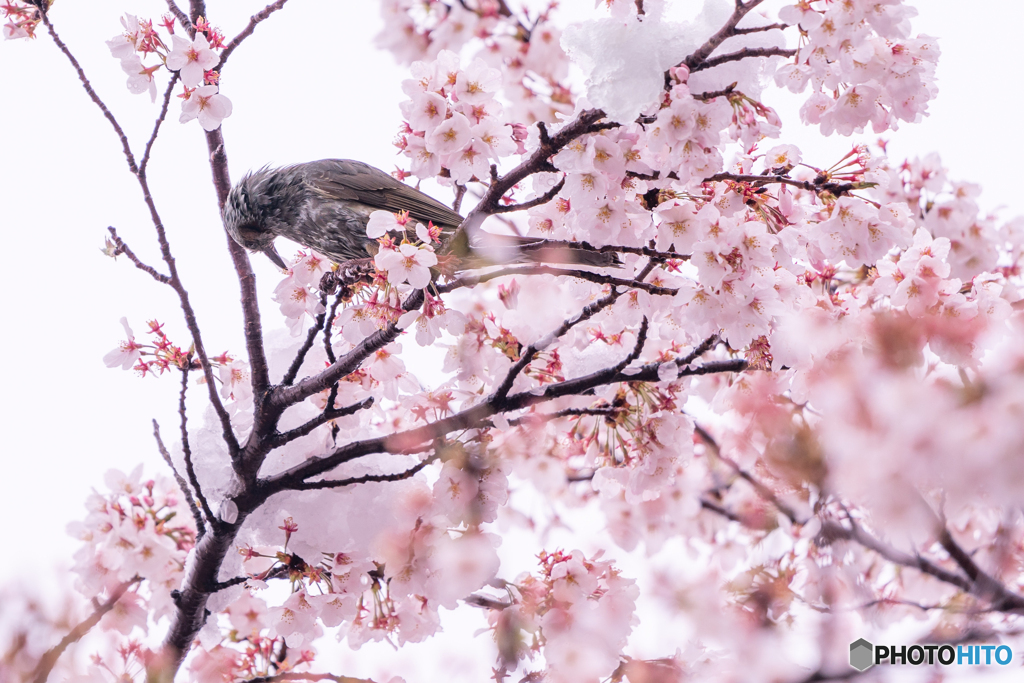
[1,0,40,39]
[778,0,939,134]
[487,550,640,682]
[183,449,509,678]
[396,50,519,183]
[105,13,232,130]
[102,317,192,376]
[378,0,575,124]
[62,466,196,679]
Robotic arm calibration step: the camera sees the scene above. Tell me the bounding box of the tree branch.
[270,290,425,410]
[139,72,179,175]
[692,46,798,73]
[269,398,375,449]
[703,172,857,198]
[491,177,565,214]
[282,305,328,386]
[818,518,973,593]
[153,419,206,539]
[30,578,141,683]
[294,453,437,491]
[683,0,768,70]
[177,368,216,533]
[493,287,622,401]
[107,227,171,284]
[217,0,292,71]
[262,321,733,494]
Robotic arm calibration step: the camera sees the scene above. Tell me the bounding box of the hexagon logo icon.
[849,638,874,671]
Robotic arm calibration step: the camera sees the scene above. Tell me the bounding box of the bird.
[221,159,618,272]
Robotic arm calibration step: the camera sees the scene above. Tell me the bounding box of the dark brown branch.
[282,307,328,386]
[452,183,467,214]
[295,454,437,491]
[790,669,864,683]
[694,422,799,523]
[494,287,621,401]
[107,227,171,284]
[694,84,737,101]
[323,293,343,365]
[30,578,141,683]
[217,0,291,71]
[242,672,374,683]
[692,46,798,73]
[703,172,857,198]
[140,72,179,175]
[463,109,606,223]
[679,333,720,366]
[465,593,513,610]
[491,177,565,214]
[440,264,677,296]
[264,355,744,492]
[270,398,375,449]
[935,525,1024,611]
[270,290,425,411]
[700,497,742,522]
[517,239,690,261]
[684,0,768,70]
[153,419,205,538]
[733,22,788,35]
[818,519,973,593]
[177,368,216,532]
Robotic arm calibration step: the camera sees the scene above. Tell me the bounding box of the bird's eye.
[237,225,262,242]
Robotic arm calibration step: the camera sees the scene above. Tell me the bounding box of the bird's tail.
[466,233,621,268]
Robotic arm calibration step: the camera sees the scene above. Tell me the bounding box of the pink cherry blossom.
[374,242,438,288]
[166,33,219,88]
[179,84,232,131]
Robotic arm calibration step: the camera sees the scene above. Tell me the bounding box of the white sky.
[0,1,1022,671]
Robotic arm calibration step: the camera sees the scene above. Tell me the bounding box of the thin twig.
[818,518,972,593]
[683,0,768,70]
[140,72,180,175]
[30,578,141,683]
[438,265,677,296]
[108,227,171,284]
[703,171,857,198]
[733,22,788,35]
[217,0,292,71]
[270,398,375,448]
[695,423,800,523]
[178,368,216,531]
[295,454,437,491]
[153,419,205,537]
[692,46,798,73]
[493,287,622,401]
[282,298,327,386]
[39,12,138,174]
[491,177,565,214]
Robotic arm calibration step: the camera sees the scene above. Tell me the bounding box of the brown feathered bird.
[222,159,617,270]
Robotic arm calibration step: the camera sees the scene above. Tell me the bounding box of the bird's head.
[223,169,288,269]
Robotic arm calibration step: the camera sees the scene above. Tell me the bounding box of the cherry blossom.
[165,33,218,88]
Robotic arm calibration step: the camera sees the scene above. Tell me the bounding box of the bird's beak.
[262,243,289,271]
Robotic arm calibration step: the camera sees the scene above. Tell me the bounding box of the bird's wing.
[299,159,464,228]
